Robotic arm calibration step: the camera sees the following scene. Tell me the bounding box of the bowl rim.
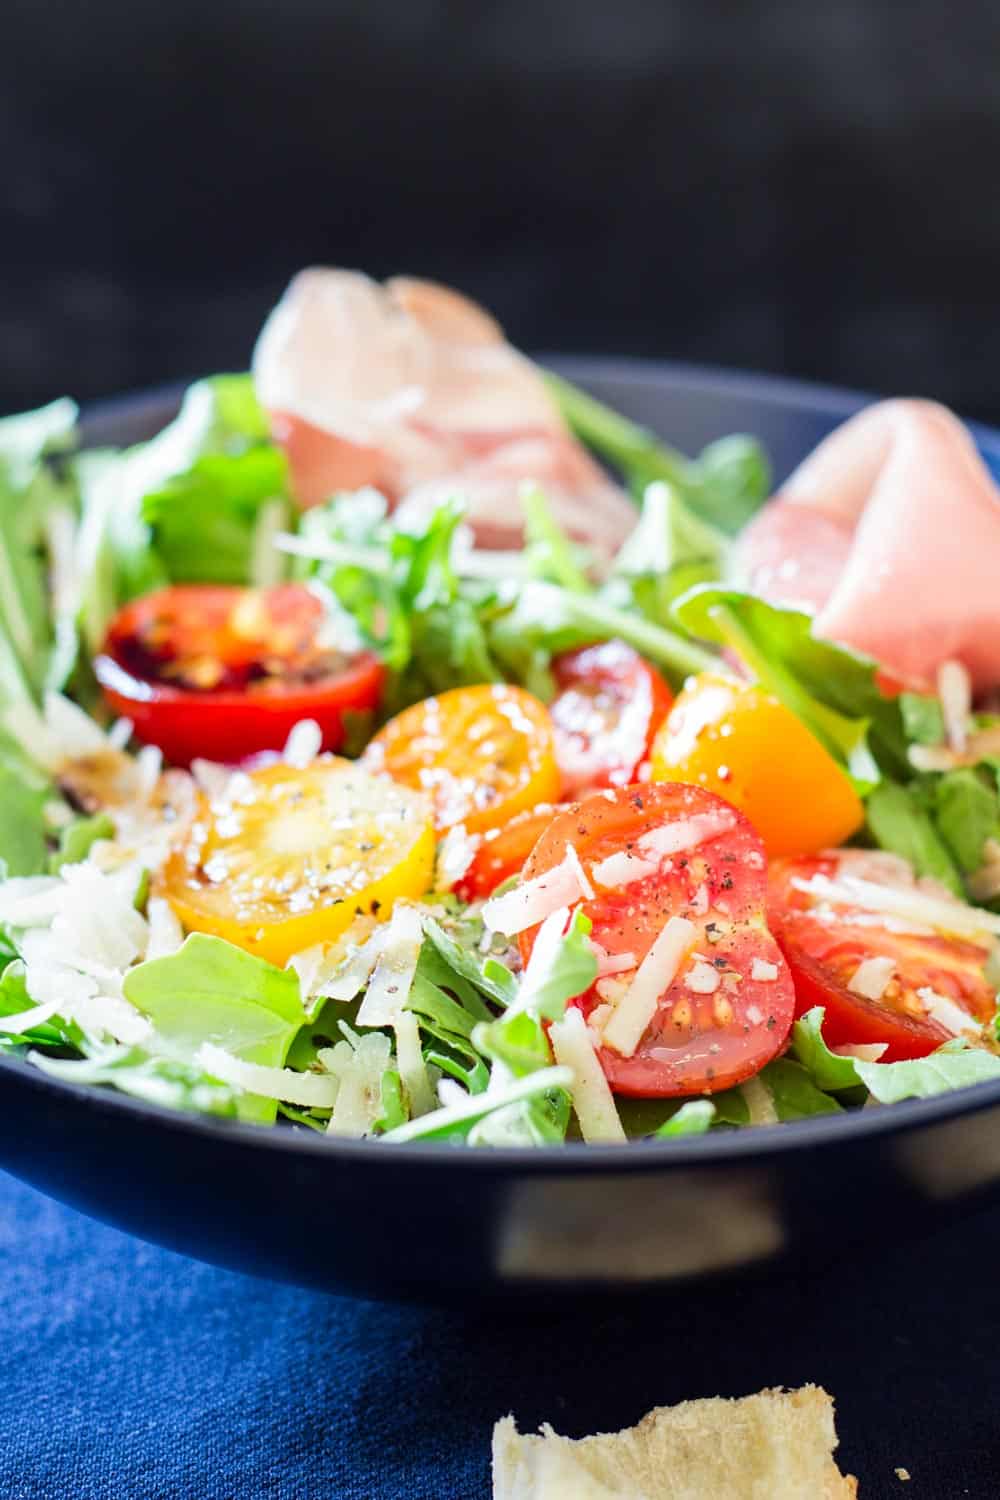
[12,353,997,1176]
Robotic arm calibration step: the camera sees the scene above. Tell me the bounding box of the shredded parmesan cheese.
[355,905,423,1026]
[847,955,896,1001]
[750,958,779,982]
[282,718,323,768]
[832,1041,888,1062]
[686,960,721,995]
[792,871,1000,939]
[393,1009,435,1117]
[590,849,658,889]
[197,1042,340,1106]
[937,659,971,754]
[740,1073,778,1126]
[549,1006,627,1143]
[637,810,736,862]
[482,851,591,935]
[602,917,696,1058]
[917,987,979,1037]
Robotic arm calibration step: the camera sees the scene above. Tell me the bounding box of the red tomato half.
[519,782,794,1096]
[769,851,996,1060]
[454,803,560,901]
[95,584,383,767]
[549,642,673,797]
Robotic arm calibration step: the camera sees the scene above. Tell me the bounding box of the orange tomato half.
[649,671,864,857]
[364,684,560,836]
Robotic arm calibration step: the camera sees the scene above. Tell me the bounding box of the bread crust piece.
[492,1385,858,1500]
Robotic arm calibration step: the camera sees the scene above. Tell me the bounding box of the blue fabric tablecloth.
[3,1169,1000,1499]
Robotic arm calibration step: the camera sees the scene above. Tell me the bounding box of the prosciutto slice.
[252,268,636,555]
[736,399,1000,691]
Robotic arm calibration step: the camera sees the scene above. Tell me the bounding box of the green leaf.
[29,1045,239,1117]
[0,765,50,877]
[899,693,946,747]
[122,933,306,1123]
[934,768,1000,876]
[672,586,909,787]
[790,1008,868,1093]
[520,484,591,592]
[372,1068,408,1133]
[791,1005,1000,1104]
[0,960,66,1046]
[516,906,598,1021]
[0,398,78,483]
[865,780,963,896]
[421,917,516,1009]
[856,1046,1000,1103]
[543,371,770,533]
[473,1009,551,1079]
[651,1099,716,1137]
[380,1065,572,1144]
[48,811,115,874]
[141,448,290,586]
[758,1057,844,1120]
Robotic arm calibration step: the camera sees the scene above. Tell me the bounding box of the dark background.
[3,1,999,419]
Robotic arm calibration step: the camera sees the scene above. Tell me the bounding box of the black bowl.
[4,357,1000,1303]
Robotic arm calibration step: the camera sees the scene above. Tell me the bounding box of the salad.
[2,268,1000,1149]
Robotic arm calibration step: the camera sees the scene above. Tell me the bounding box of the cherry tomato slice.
[364,684,560,836]
[519,782,794,1096]
[769,851,996,1060]
[550,642,673,796]
[95,584,383,767]
[158,758,435,965]
[454,803,559,900]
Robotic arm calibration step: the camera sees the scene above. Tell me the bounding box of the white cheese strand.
[197,1042,340,1107]
[355,905,424,1026]
[393,1009,435,1117]
[549,1007,626,1144]
[482,851,591,936]
[602,916,696,1059]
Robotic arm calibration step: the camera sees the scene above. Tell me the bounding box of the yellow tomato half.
[158,759,435,965]
[649,671,864,857]
[364,684,560,835]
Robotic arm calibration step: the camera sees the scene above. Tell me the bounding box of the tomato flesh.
[454,803,559,900]
[519,782,794,1096]
[769,851,996,1060]
[95,584,383,767]
[550,641,673,796]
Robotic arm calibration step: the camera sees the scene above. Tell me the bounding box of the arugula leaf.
[651,1099,716,1137]
[122,934,306,1123]
[544,370,770,533]
[513,906,597,1021]
[672,586,912,787]
[372,1068,408,1133]
[473,1009,551,1079]
[0,960,66,1046]
[380,1065,573,1144]
[421,917,516,1009]
[865,780,963,895]
[29,1044,239,1117]
[934,768,1000,877]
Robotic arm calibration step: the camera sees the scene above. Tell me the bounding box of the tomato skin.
[96,585,383,767]
[454,803,559,900]
[769,853,996,1060]
[518,782,795,1097]
[364,684,560,836]
[549,642,673,796]
[649,671,864,857]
